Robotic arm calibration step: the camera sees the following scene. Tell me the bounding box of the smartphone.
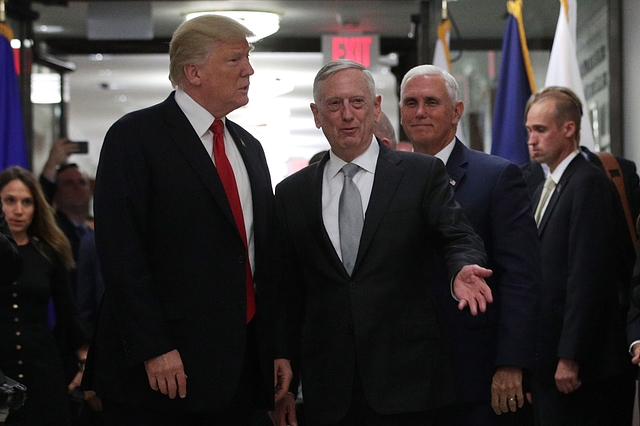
[68,141,89,154]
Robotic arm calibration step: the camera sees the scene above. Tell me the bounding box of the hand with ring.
[491,366,525,414]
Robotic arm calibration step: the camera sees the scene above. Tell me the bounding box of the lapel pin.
[450,178,456,187]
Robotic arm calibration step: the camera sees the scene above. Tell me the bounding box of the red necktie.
[211,119,256,323]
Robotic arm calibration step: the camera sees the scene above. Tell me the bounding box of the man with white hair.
[400,64,541,426]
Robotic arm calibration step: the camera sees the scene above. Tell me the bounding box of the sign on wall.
[322,35,380,68]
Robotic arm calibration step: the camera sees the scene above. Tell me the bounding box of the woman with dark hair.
[0,166,90,425]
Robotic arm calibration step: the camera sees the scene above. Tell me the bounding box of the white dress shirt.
[175,89,255,274]
[433,136,457,165]
[536,150,579,221]
[322,138,379,261]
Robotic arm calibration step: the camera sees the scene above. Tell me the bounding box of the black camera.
[0,373,27,410]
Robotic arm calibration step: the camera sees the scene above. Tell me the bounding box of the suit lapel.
[226,119,271,240]
[161,94,237,231]
[537,155,582,235]
[445,139,468,191]
[311,157,346,272]
[354,143,404,270]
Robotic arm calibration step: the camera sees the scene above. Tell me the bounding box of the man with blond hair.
[85,15,291,425]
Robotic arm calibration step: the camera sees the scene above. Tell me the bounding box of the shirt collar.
[326,136,380,179]
[433,136,457,164]
[549,149,580,184]
[174,88,224,137]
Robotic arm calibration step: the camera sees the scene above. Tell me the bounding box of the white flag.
[432,19,466,142]
[544,0,595,150]
[433,19,451,72]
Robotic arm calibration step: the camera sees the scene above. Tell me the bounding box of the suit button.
[349,282,356,289]
[16,345,22,350]
[239,300,246,309]
[347,325,354,334]
[12,304,18,309]
[17,374,24,379]
[238,255,245,264]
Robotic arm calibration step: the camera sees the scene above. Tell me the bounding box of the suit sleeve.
[94,119,176,366]
[422,158,487,278]
[39,174,57,206]
[629,226,640,312]
[558,173,632,360]
[75,232,103,330]
[274,183,305,393]
[50,251,91,352]
[490,163,541,368]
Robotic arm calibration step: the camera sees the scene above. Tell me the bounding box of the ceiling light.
[185,11,280,42]
[35,25,64,34]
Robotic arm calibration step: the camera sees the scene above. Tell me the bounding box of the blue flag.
[1,29,28,170]
[491,0,536,166]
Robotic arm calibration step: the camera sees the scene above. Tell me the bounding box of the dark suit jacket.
[430,140,540,404]
[85,92,282,412]
[275,141,487,424]
[534,154,633,385]
[0,206,22,285]
[522,147,640,223]
[75,230,103,330]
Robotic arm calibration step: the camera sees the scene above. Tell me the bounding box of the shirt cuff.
[450,277,459,302]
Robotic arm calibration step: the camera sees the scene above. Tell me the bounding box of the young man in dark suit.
[84,14,291,425]
[400,64,541,426]
[271,59,493,426]
[526,86,634,426]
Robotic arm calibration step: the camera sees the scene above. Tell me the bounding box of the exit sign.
[322,35,380,69]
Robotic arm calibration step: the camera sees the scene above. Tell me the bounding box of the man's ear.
[453,101,465,124]
[563,121,577,139]
[310,103,321,129]
[183,64,202,86]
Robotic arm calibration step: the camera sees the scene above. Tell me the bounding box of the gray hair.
[169,15,254,88]
[399,65,459,106]
[313,60,376,103]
